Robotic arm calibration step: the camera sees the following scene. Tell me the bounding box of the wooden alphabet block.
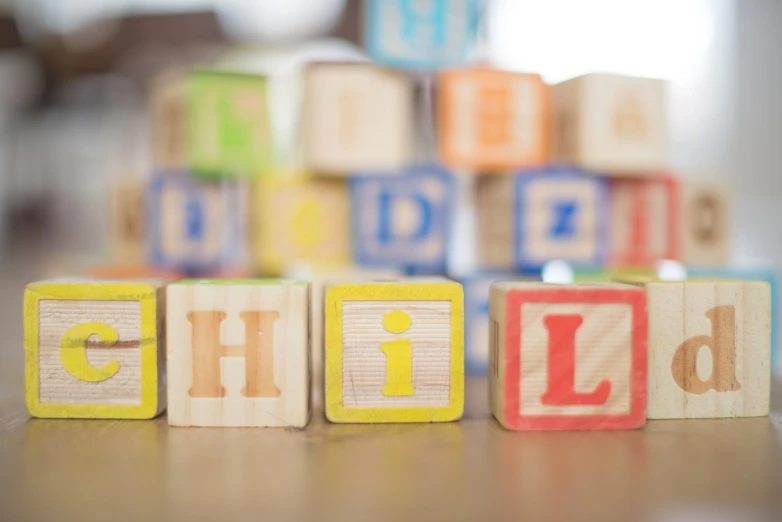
[24,279,166,419]
[303,63,413,173]
[632,280,770,419]
[110,182,146,264]
[680,180,730,265]
[254,176,351,275]
[476,167,607,271]
[167,279,310,427]
[365,0,479,68]
[687,267,778,367]
[489,282,647,430]
[609,176,679,267]
[150,71,185,170]
[552,74,668,174]
[186,70,273,177]
[352,164,453,271]
[324,279,464,423]
[438,69,549,170]
[147,173,248,275]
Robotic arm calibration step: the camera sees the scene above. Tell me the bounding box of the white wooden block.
[167,279,310,427]
[641,280,770,419]
[552,73,668,175]
[303,63,413,174]
[680,180,730,265]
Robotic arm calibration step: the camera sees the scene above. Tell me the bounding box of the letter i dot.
[488,282,647,431]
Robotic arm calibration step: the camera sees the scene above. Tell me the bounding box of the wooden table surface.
[1,250,781,522]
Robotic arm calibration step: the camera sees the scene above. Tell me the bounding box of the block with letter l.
[489,282,647,430]
[24,279,167,419]
[352,164,453,272]
[325,278,464,423]
[623,279,770,419]
[167,279,310,427]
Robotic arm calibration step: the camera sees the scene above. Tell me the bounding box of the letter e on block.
[324,279,464,423]
[489,282,647,430]
[24,280,167,419]
[166,279,310,427]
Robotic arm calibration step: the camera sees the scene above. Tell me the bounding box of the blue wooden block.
[514,166,608,271]
[462,272,540,375]
[687,266,779,367]
[352,164,454,271]
[147,173,247,274]
[365,0,480,69]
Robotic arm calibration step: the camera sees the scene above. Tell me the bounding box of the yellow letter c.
[60,323,121,382]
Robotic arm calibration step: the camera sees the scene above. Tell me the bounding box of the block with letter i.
[24,279,167,419]
[324,279,464,423]
[438,69,549,171]
[148,173,247,275]
[352,164,453,272]
[303,63,413,173]
[476,168,607,271]
[623,279,770,419]
[489,282,647,430]
[167,279,310,427]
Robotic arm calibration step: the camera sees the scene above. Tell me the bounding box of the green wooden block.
[186,70,274,178]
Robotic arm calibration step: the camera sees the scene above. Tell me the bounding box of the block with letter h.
[352,164,453,272]
[438,69,549,170]
[148,173,247,276]
[489,282,647,430]
[167,279,310,427]
[626,279,770,419]
[324,279,464,423]
[365,0,479,68]
[24,279,167,419]
[186,69,273,177]
[476,167,607,272]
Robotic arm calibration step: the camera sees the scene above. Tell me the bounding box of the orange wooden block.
[438,69,549,171]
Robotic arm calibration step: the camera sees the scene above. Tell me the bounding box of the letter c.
[60,323,121,382]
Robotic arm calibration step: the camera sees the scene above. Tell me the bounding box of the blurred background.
[0,0,780,391]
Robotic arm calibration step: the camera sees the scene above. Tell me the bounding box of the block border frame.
[24,282,160,419]
[503,286,647,430]
[325,282,464,422]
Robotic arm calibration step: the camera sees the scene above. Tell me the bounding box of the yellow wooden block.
[166,279,310,427]
[110,182,146,264]
[24,279,166,419]
[324,278,464,423]
[626,280,770,419]
[254,176,351,275]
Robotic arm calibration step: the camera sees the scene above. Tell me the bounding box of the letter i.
[381,310,415,396]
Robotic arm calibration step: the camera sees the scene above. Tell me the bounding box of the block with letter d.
[625,279,770,419]
[489,282,647,430]
[325,279,464,423]
[167,279,310,427]
[352,165,453,272]
[365,0,479,68]
[148,173,247,275]
[24,279,167,419]
[476,167,607,271]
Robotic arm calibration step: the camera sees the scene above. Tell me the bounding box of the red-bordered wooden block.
[609,175,680,267]
[489,282,647,431]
